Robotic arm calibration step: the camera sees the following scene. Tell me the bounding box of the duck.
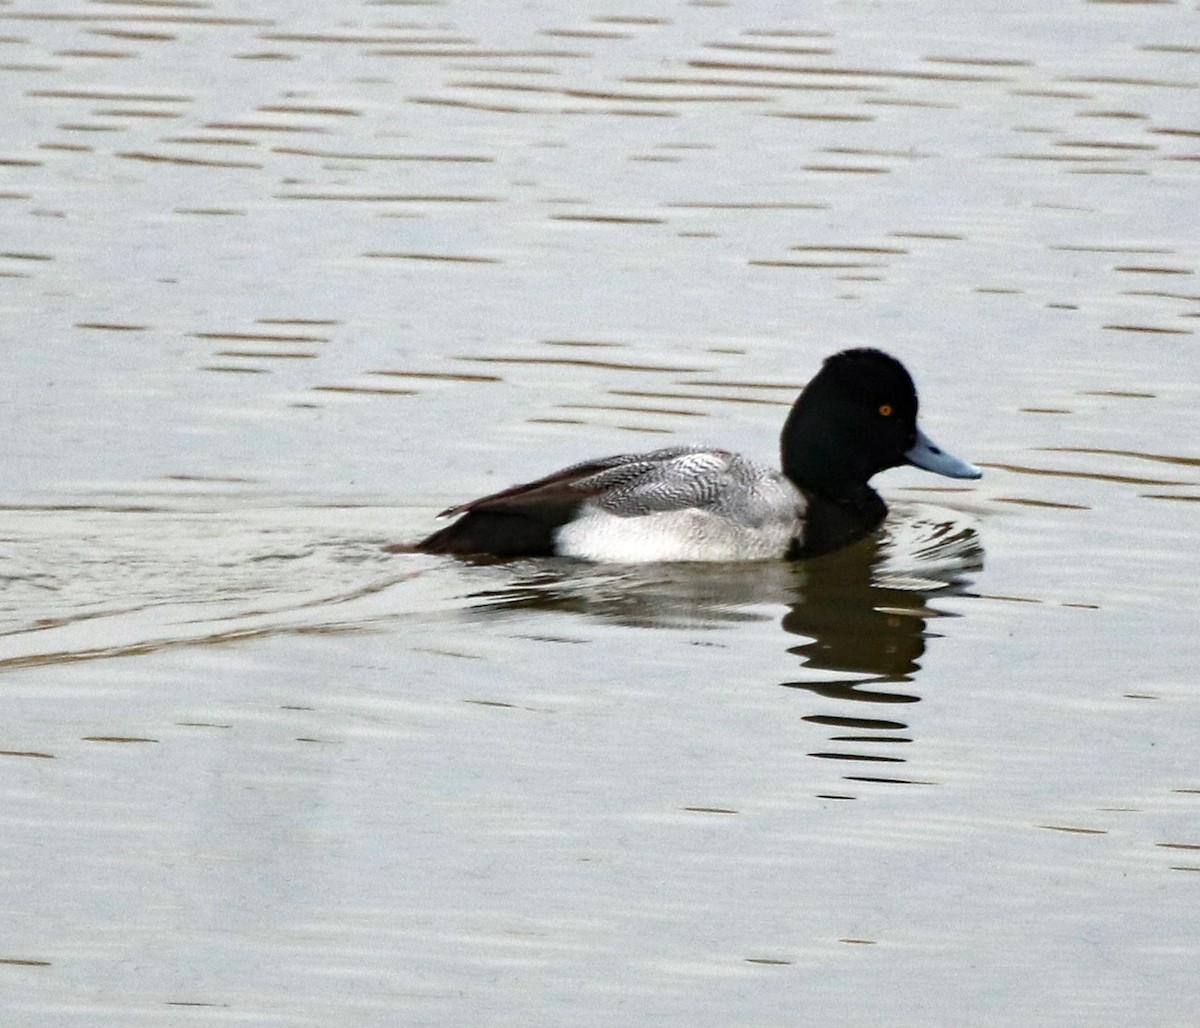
[416,348,981,562]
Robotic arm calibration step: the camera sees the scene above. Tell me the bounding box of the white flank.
[555,507,797,563]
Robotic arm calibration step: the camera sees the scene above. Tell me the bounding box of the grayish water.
[1,0,1198,1024]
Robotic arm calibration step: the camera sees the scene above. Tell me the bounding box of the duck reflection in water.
[458,511,980,788]
[460,509,980,687]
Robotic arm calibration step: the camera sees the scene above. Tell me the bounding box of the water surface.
[1,1,1198,1024]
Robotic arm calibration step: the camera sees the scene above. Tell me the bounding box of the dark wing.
[417,447,730,556]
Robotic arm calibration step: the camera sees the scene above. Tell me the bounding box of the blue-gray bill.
[904,427,982,479]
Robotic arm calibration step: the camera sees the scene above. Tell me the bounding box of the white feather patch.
[555,506,799,563]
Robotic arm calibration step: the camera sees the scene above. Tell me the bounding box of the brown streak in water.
[201,121,328,134]
[675,379,799,390]
[445,80,558,95]
[403,96,550,115]
[864,98,957,109]
[743,29,832,38]
[256,32,476,45]
[162,474,254,483]
[562,87,765,103]
[363,252,500,263]
[1068,168,1148,176]
[452,63,563,75]
[558,403,708,417]
[370,370,502,382]
[1103,324,1192,334]
[687,59,1011,83]
[192,331,329,342]
[790,244,909,254]
[117,151,262,168]
[822,147,930,159]
[164,136,257,146]
[1061,75,1197,89]
[212,351,317,360]
[1054,140,1157,151]
[664,201,825,210]
[1051,244,1170,253]
[457,356,707,373]
[6,13,270,26]
[705,42,835,56]
[593,15,671,24]
[563,106,677,119]
[272,146,491,162]
[1121,289,1200,300]
[1078,390,1155,398]
[998,153,1130,163]
[77,322,147,331]
[1151,127,1200,139]
[279,193,497,203]
[626,75,881,94]
[310,386,417,396]
[803,163,889,171]
[84,736,158,744]
[994,497,1090,510]
[538,26,630,38]
[1039,825,1107,835]
[982,462,1189,486]
[58,50,137,59]
[772,115,877,125]
[550,214,664,224]
[95,108,183,119]
[89,29,178,42]
[750,259,887,268]
[1113,265,1193,275]
[1142,493,1200,502]
[923,55,1032,67]
[375,49,590,60]
[610,389,788,406]
[0,750,56,759]
[1043,447,1200,468]
[28,88,192,102]
[258,104,359,116]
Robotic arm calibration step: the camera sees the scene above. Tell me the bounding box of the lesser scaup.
[417,348,981,561]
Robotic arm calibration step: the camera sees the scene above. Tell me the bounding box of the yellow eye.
[879,403,893,417]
